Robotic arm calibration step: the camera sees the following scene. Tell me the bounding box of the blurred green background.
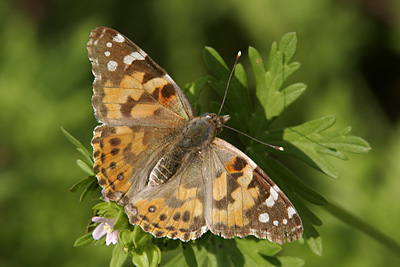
[1,0,399,266]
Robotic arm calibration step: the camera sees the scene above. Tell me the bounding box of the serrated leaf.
[279,115,371,178]
[203,47,252,130]
[185,235,300,267]
[74,233,94,247]
[278,32,298,63]
[251,155,327,206]
[248,34,305,122]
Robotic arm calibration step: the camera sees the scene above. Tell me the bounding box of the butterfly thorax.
[149,113,230,186]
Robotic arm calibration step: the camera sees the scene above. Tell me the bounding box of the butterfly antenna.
[217,51,242,116]
[223,125,284,151]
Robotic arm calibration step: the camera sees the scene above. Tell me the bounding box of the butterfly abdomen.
[149,148,184,185]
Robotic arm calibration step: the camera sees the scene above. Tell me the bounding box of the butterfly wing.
[122,153,207,241]
[88,26,195,127]
[205,138,303,244]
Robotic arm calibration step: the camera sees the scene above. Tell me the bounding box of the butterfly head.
[203,113,230,134]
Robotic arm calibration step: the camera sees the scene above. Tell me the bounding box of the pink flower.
[92,216,118,245]
[101,189,110,202]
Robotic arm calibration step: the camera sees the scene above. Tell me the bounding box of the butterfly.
[87,26,303,244]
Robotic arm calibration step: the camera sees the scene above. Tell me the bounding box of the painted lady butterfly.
[87,27,303,244]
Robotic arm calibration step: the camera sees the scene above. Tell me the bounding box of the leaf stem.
[323,202,400,256]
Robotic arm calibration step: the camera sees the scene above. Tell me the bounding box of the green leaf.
[304,223,323,256]
[80,179,99,202]
[132,226,154,249]
[113,210,129,230]
[280,115,371,178]
[132,244,161,267]
[92,201,111,212]
[184,77,208,113]
[278,32,298,64]
[73,233,94,247]
[119,229,134,249]
[235,237,282,266]
[248,33,305,123]
[61,127,93,166]
[68,176,96,193]
[203,47,252,130]
[182,243,197,267]
[110,241,129,267]
[161,244,187,267]
[251,155,328,206]
[203,46,229,80]
[93,201,123,218]
[76,159,95,176]
[186,235,303,267]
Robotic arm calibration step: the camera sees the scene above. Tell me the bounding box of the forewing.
[88,26,195,127]
[206,138,303,244]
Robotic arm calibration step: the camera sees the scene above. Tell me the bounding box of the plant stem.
[324,202,400,256]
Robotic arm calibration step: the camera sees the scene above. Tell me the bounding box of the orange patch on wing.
[225,157,239,173]
[232,188,255,210]
[212,209,228,226]
[130,104,159,117]
[143,77,167,94]
[236,167,253,188]
[103,88,143,104]
[175,185,198,201]
[213,172,227,201]
[129,130,149,155]
[120,74,144,89]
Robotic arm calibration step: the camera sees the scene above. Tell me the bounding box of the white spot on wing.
[283,219,288,225]
[104,51,110,57]
[106,42,112,48]
[258,213,269,223]
[113,33,125,43]
[265,194,275,207]
[270,186,279,201]
[273,220,279,226]
[107,60,118,71]
[287,206,296,219]
[123,52,145,64]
